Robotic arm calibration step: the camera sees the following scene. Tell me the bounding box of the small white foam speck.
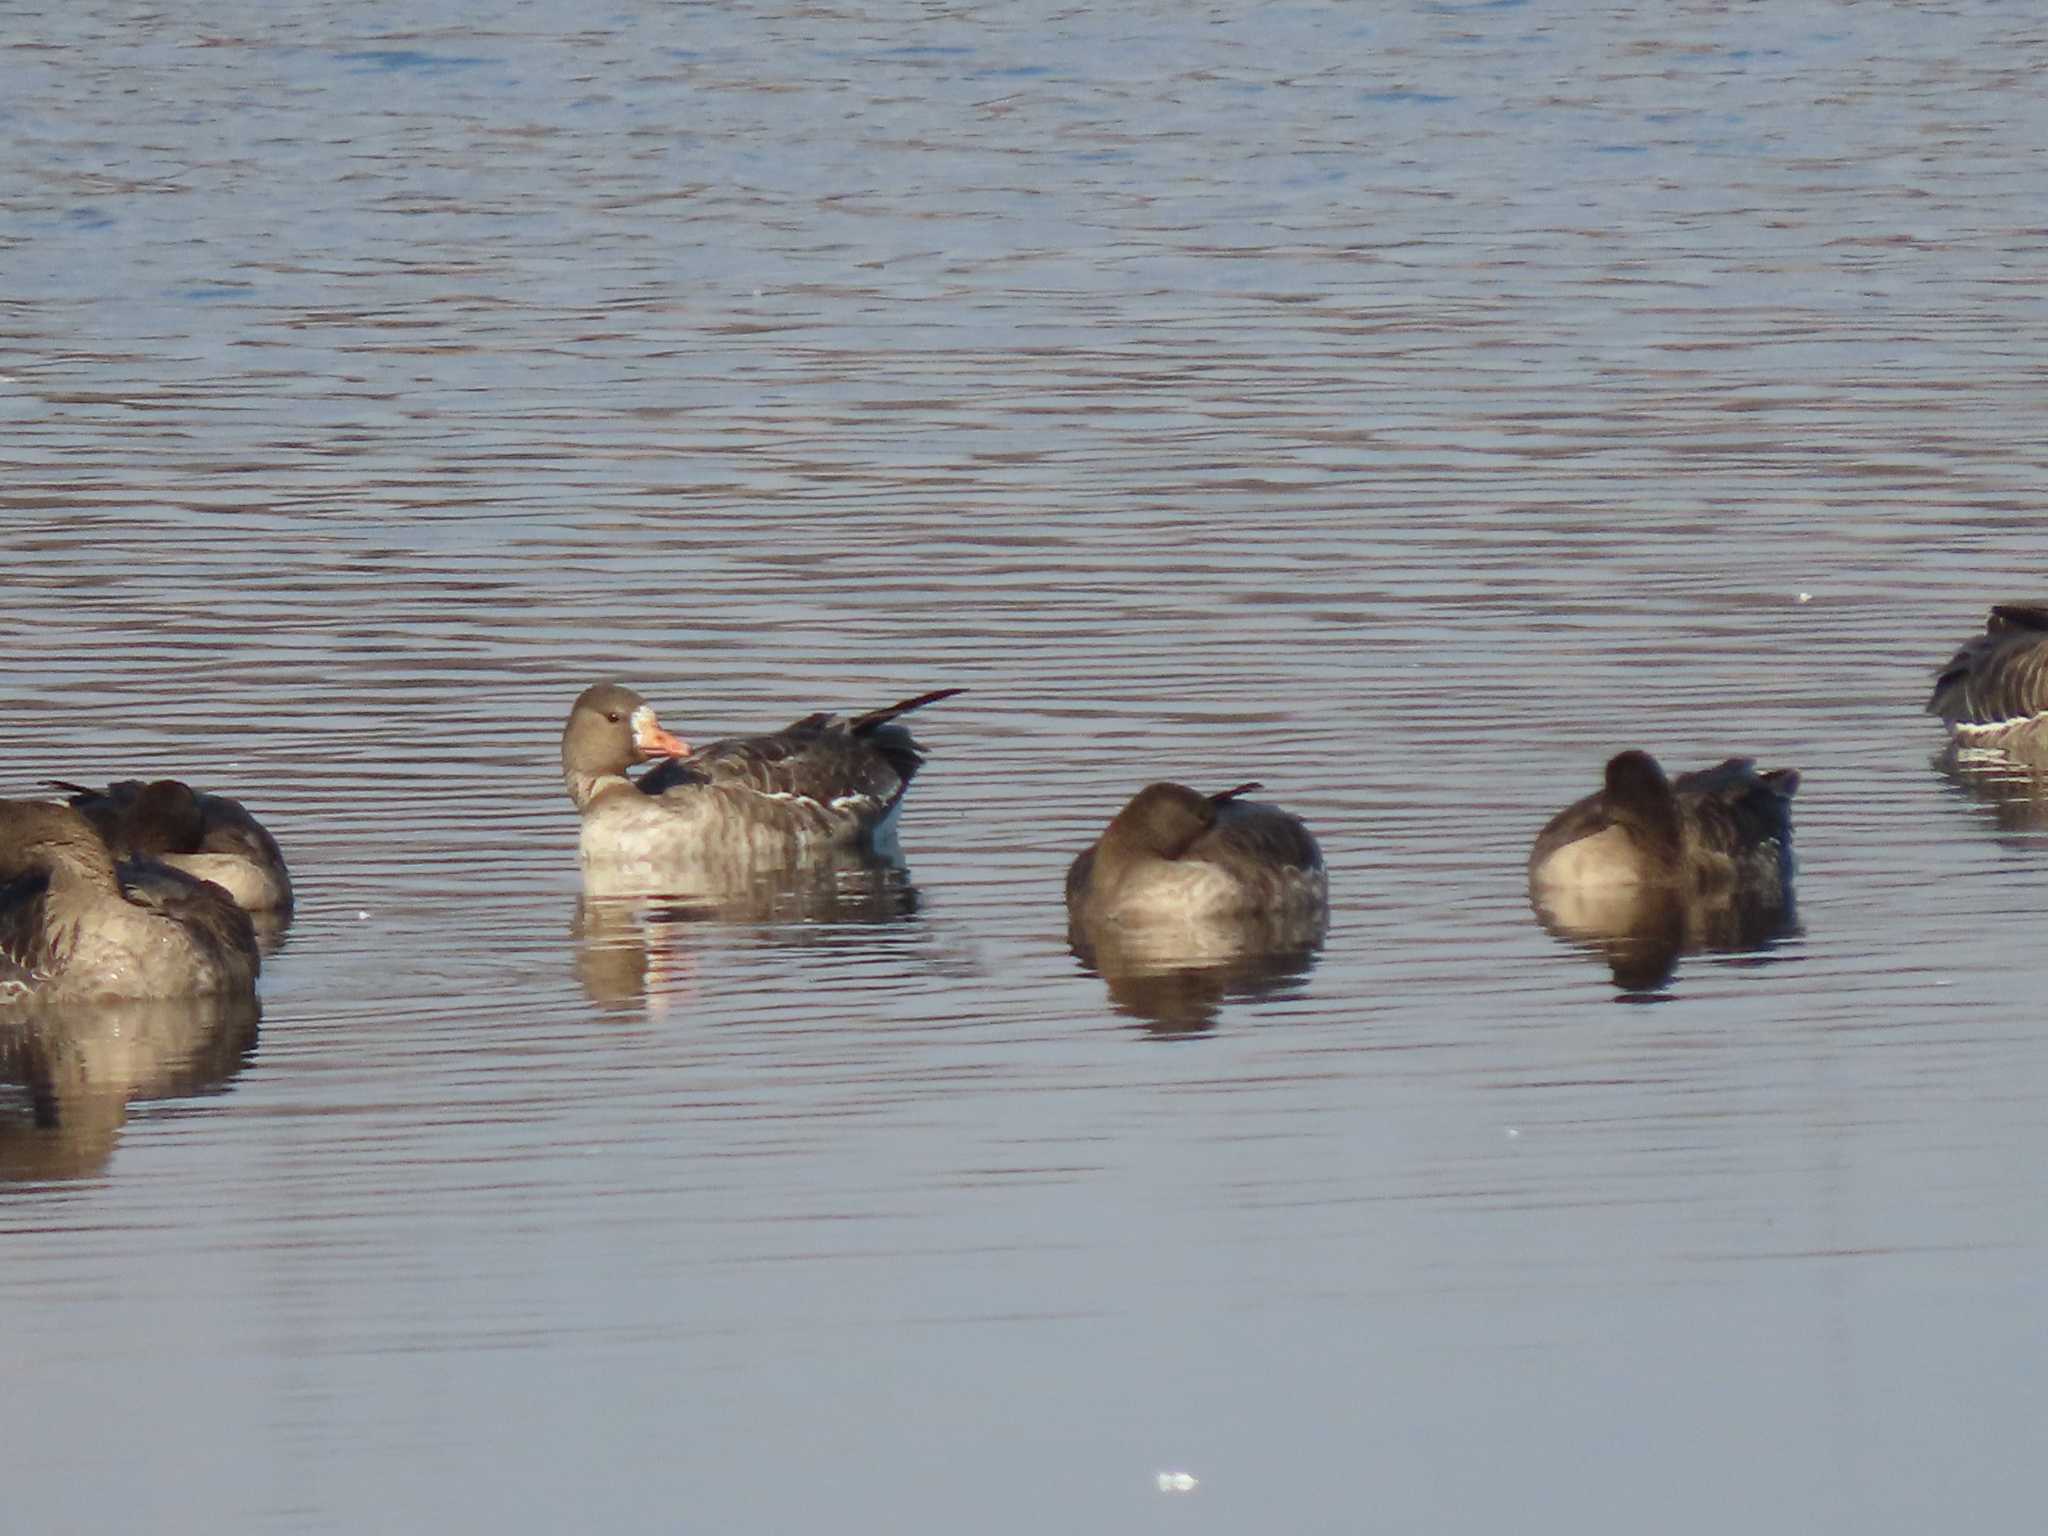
[1156,1472,1198,1494]
[1796,592,1812,603]
[1504,1127,1520,1139]
[356,910,370,921]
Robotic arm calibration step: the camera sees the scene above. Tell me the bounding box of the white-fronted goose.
[1065,782,1328,927]
[51,778,292,913]
[1929,604,2048,753]
[562,682,962,891]
[0,800,260,1002]
[1528,751,1799,896]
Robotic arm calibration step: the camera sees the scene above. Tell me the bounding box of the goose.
[52,778,292,913]
[1528,751,1798,896]
[1928,603,2048,754]
[0,799,260,1002]
[561,682,961,890]
[1065,781,1327,927]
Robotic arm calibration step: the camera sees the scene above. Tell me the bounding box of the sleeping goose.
[1528,751,1799,897]
[562,682,962,892]
[51,778,292,913]
[1065,781,1327,928]
[1929,604,2048,755]
[0,799,260,1002]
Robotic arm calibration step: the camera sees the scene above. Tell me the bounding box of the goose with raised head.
[0,799,260,1002]
[1929,604,2048,756]
[561,682,962,893]
[52,778,292,913]
[1528,751,1799,896]
[1065,781,1327,928]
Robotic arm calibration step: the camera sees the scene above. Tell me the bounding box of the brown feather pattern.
[1929,604,2048,730]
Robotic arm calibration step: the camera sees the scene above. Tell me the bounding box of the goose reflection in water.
[0,993,260,1180]
[1529,880,1800,995]
[570,846,921,1012]
[1068,908,1326,1035]
[1935,741,2048,843]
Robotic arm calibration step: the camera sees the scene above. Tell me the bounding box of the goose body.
[1528,751,1798,896]
[0,800,260,1002]
[51,778,292,913]
[562,682,961,894]
[1065,782,1327,928]
[1929,604,2048,754]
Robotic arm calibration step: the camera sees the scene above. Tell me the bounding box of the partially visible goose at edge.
[51,778,292,913]
[1529,751,1799,897]
[562,682,963,892]
[1065,781,1328,929]
[1929,603,2048,757]
[0,799,260,1002]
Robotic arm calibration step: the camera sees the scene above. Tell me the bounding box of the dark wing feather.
[1671,757,1762,797]
[848,688,964,787]
[1673,759,1797,875]
[1208,782,1264,806]
[637,730,894,810]
[637,688,961,816]
[847,688,966,735]
[51,779,147,853]
[50,779,205,858]
[1202,800,1325,877]
[1988,604,2048,633]
[117,861,261,986]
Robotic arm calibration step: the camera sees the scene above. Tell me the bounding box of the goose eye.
[606,711,622,723]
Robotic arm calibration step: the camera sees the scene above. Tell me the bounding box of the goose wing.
[117,861,261,985]
[1199,798,1325,877]
[637,688,962,820]
[1930,605,2048,727]
[1673,759,1798,858]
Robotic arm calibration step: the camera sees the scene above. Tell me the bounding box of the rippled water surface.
[6,2,2048,1530]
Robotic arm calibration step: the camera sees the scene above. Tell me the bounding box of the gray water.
[5,2,2048,1530]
